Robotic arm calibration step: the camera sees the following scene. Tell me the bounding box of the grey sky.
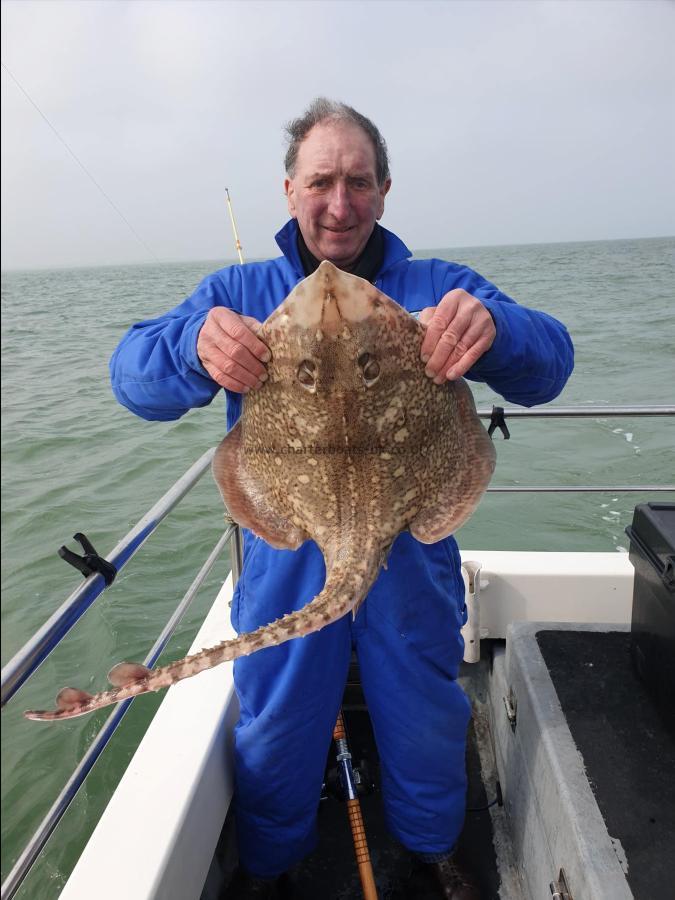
[1,0,673,270]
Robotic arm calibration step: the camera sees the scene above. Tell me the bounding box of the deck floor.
[537,630,675,900]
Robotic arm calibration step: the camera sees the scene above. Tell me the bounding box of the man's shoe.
[220,865,279,899]
[430,854,481,900]
[406,853,481,900]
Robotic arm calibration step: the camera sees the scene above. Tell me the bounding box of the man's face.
[285,121,391,269]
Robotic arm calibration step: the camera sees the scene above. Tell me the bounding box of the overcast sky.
[2,0,673,270]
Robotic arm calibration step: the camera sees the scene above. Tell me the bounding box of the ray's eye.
[297,359,317,391]
[358,352,381,386]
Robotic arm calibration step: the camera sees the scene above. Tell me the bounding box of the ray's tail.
[24,546,382,722]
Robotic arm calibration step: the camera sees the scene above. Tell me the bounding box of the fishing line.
[1,60,159,261]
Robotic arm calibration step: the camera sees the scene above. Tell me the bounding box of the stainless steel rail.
[3,405,673,708]
[477,404,675,493]
[476,404,675,417]
[1,525,234,900]
[1,447,217,709]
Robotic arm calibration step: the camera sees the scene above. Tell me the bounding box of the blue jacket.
[110,220,574,430]
[110,220,573,629]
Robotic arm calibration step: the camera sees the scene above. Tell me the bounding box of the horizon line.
[2,233,673,276]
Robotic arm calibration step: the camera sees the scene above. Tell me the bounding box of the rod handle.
[346,798,378,900]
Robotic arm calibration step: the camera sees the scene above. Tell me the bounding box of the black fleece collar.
[296,225,385,283]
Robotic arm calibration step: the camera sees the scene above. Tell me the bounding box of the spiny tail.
[24,547,382,722]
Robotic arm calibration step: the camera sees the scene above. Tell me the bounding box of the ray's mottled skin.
[25,262,495,722]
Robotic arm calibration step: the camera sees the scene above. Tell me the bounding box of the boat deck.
[203,628,675,900]
[56,563,670,900]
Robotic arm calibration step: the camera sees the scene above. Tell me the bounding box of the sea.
[1,236,674,896]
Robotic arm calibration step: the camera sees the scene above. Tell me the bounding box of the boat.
[2,405,674,900]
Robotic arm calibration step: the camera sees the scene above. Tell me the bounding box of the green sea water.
[1,236,674,895]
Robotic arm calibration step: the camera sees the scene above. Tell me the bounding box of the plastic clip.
[58,533,117,585]
[488,405,511,440]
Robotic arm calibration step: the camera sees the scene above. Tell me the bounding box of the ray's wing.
[409,378,495,543]
[213,421,307,549]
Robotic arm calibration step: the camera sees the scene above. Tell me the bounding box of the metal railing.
[476,404,675,418]
[477,404,675,493]
[2,447,218,709]
[1,404,674,898]
[1,447,240,900]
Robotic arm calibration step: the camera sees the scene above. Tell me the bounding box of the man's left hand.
[419,289,496,383]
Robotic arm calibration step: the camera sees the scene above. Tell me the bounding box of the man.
[110,98,574,899]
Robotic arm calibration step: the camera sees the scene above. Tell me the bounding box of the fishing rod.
[224,189,379,898]
[333,711,379,900]
[225,188,244,264]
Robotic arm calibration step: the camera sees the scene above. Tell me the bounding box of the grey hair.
[284,98,390,186]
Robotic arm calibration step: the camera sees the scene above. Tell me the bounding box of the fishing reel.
[321,757,375,803]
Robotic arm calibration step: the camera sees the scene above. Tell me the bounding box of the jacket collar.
[275,218,412,280]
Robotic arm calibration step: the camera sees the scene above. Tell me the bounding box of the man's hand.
[419,289,496,383]
[197,308,270,393]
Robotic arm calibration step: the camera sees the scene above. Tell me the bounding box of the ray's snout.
[285,261,380,333]
[318,260,374,333]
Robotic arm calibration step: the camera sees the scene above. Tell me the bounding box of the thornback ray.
[24,261,495,722]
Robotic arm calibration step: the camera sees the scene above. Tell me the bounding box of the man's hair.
[284,98,390,186]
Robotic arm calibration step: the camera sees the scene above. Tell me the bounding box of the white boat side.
[60,550,635,900]
[60,574,239,900]
[461,549,633,638]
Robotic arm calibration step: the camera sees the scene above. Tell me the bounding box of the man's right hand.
[197,308,270,393]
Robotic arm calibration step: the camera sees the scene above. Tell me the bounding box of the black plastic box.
[625,503,675,734]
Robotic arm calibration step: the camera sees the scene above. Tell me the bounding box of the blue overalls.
[110,220,574,876]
